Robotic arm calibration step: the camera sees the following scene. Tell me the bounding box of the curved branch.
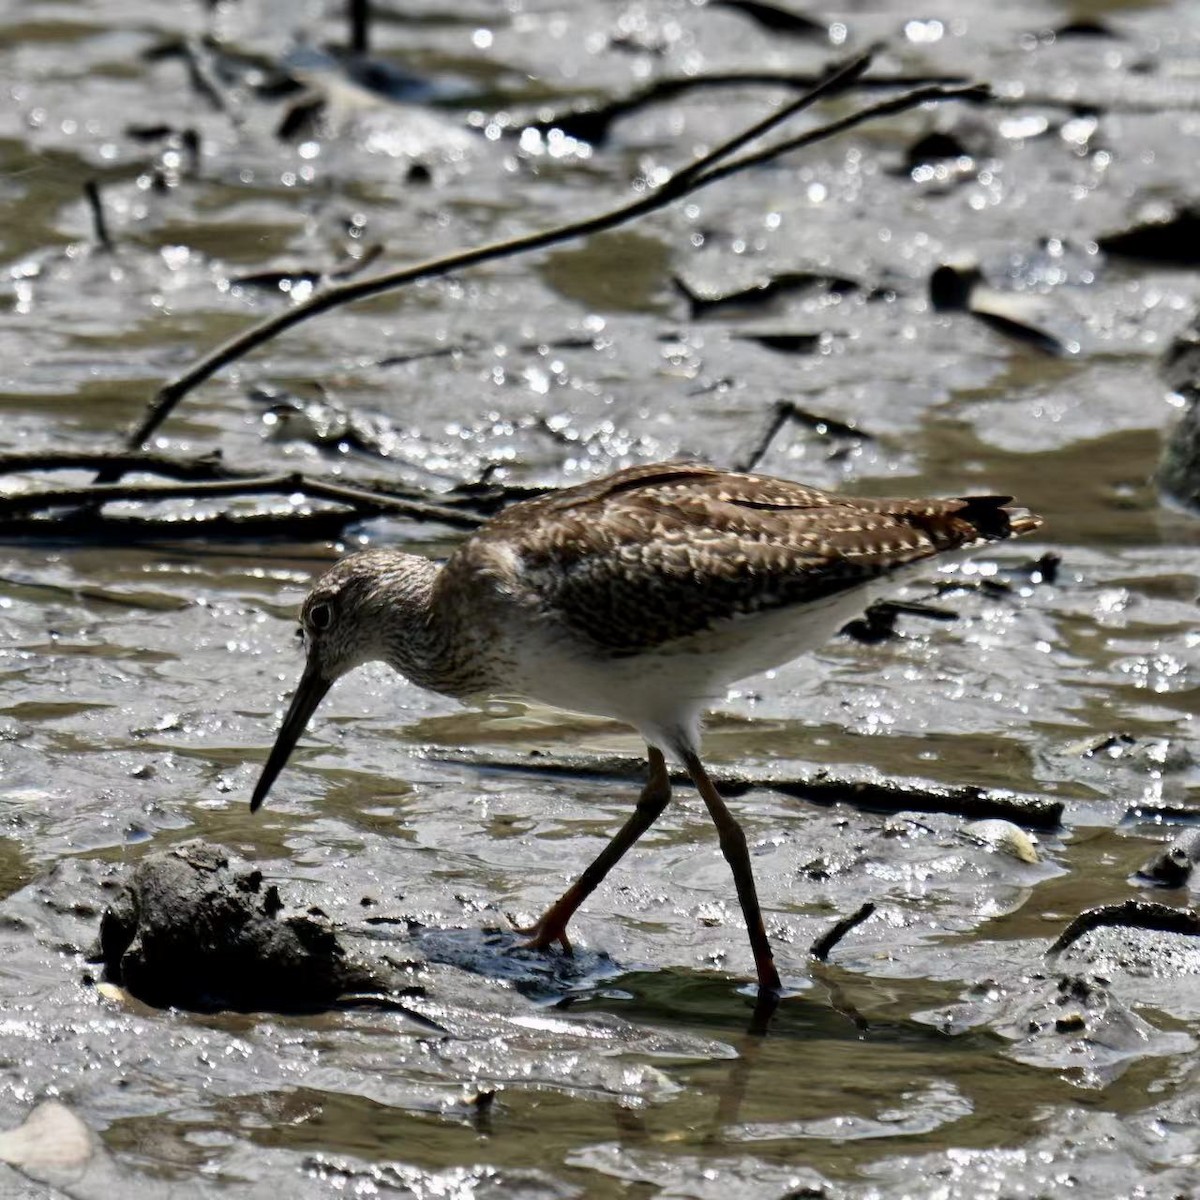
[104,53,984,479]
[690,83,989,188]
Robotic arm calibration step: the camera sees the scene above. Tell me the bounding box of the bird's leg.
[680,750,782,994]
[513,746,672,953]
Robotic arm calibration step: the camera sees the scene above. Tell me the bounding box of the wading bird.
[249,462,1041,992]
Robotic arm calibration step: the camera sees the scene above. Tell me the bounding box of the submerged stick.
[423,747,1064,830]
[810,902,877,962]
[1046,899,1200,958]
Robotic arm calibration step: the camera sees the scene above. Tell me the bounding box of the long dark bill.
[249,660,332,813]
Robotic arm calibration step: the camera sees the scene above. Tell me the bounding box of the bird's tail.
[951,495,1043,541]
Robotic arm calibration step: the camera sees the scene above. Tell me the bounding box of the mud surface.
[1,0,1199,1196]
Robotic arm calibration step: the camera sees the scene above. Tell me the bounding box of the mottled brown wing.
[451,464,1039,655]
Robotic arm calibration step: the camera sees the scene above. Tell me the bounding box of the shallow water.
[1,0,1199,1196]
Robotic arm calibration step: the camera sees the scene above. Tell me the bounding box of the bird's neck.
[375,555,495,700]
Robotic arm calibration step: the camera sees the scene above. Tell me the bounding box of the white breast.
[487,578,895,755]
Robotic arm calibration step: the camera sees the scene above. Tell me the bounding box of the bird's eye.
[309,601,334,631]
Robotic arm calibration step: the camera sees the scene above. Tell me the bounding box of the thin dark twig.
[0,474,484,529]
[689,83,990,189]
[104,56,983,481]
[810,901,877,962]
[527,69,973,143]
[83,180,114,252]
[349,0,370,56]
[667,49,872,192]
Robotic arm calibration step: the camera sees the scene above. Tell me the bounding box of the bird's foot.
[508,910,574,954]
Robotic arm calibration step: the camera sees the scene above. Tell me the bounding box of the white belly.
[488,580,893,754]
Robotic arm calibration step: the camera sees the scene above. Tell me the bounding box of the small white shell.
[963,819,1040,864]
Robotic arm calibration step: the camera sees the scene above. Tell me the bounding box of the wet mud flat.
[1,0,1199,1197]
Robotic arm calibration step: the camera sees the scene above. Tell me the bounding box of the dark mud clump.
[94,840,385,1011]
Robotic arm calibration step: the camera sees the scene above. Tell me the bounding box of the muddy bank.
[1,0,1199,1195]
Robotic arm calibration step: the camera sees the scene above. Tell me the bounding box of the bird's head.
[249,550,439,812]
